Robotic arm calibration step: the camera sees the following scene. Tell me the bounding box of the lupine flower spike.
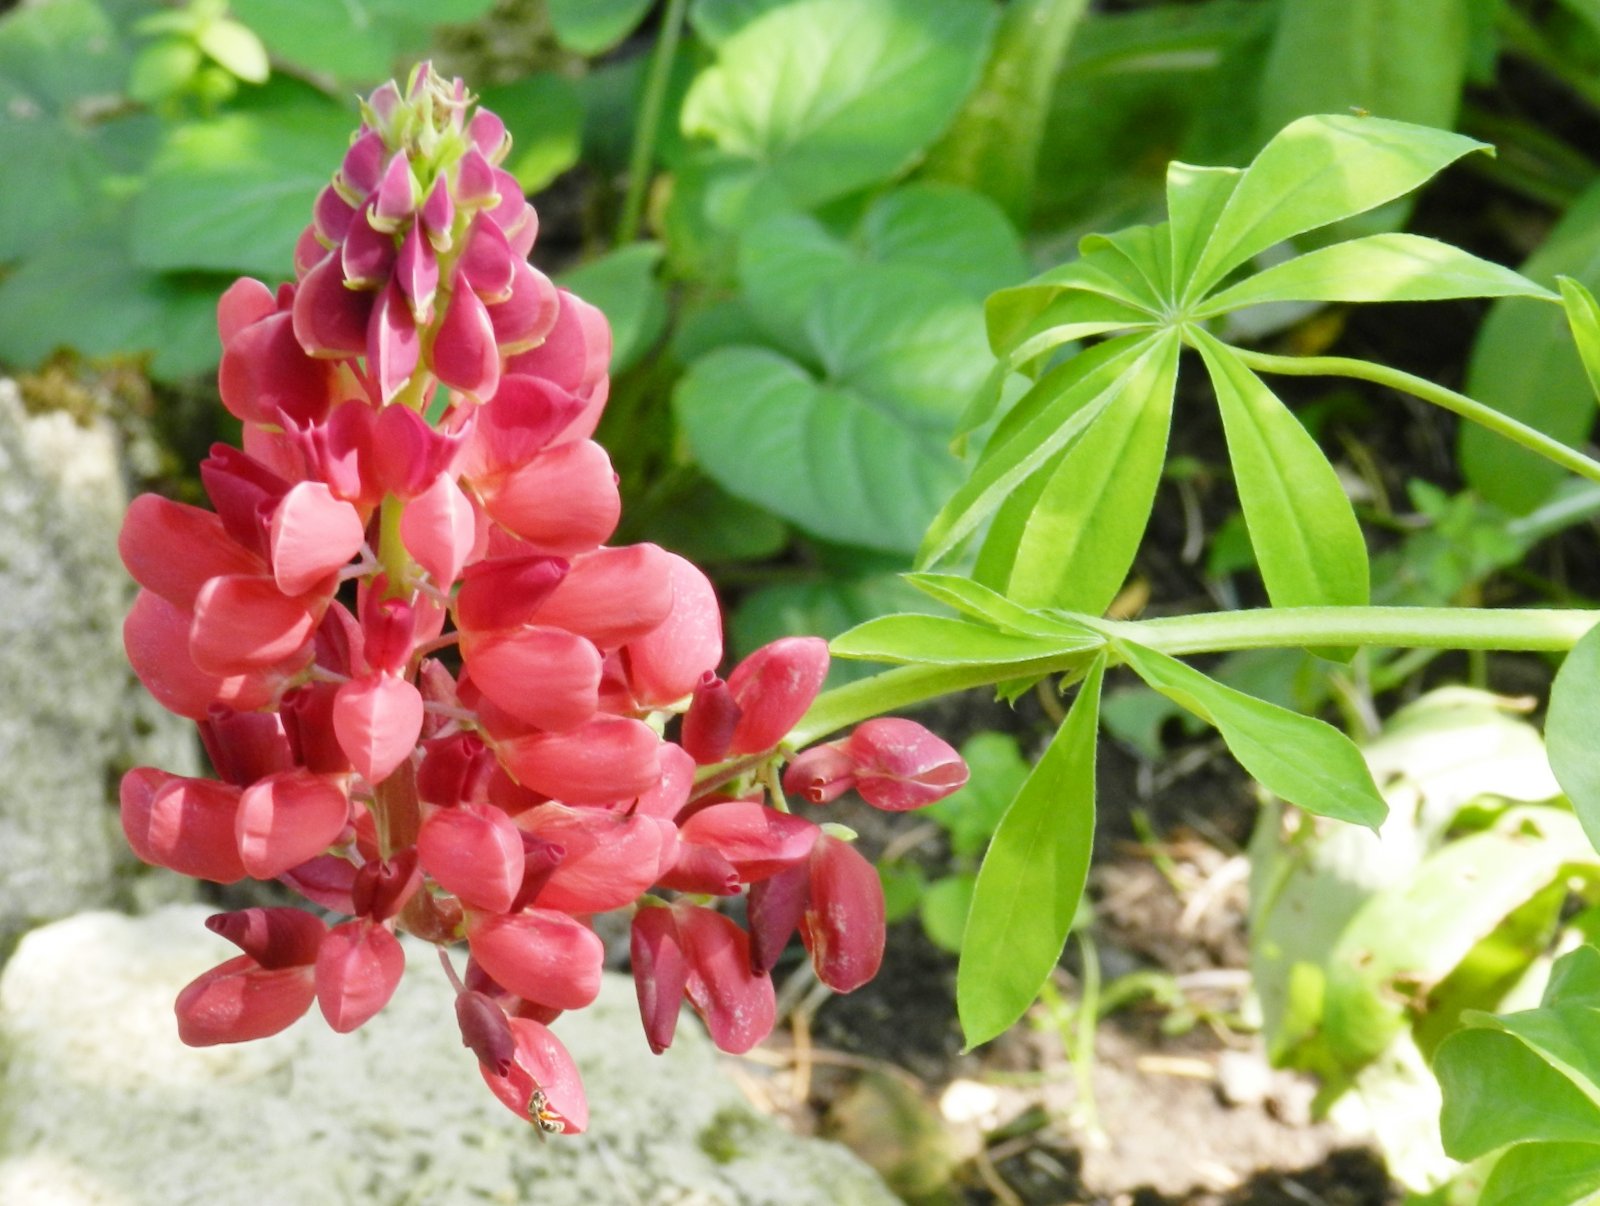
[119,64,968,1130]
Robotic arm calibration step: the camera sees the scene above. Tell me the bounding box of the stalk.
[616,0,690,245]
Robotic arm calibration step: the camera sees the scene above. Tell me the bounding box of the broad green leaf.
[0,215,223,380]
[903,573,1100,641]
[924,733,1033,858]
[1462,181,1600,513]
[858,186,1028,302]
[1545,620,1600,852]
[1545,945,1600,1009]
[131,106,356,277]
[959,656,1104,1048]
[737,210,857,352]
[1322,808,1592,1071]
[681,0,996,207]
[547,0,654,54]
[480,73,584,194]
[1559,275,1600,403]
[230,0,497,83]
[1194,331,1369,609]
[1255,0,1470,149]
[196,16,270,82]
[994,329,1180,613]
[921,874,977,953]
[559,244,666,376]
[1197,234,1556,315]
[1481,1142,1600,1206]
[831,614,1099,669]
[1438,1028,1600,1160]
[921,0,1090,226]
[1166,162,1240,296]
[688,0,789,45]
[918,333,1159,569]
[129,36,202,102]
[1184,114,1489,302]
[1116,640,1387,828]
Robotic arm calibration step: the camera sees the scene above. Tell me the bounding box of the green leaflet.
[1196,233,1556,315]
[830,614,1099,669]
[1479,1143,1600,1206]
[985,247,1162,357]
[1166,161,1240,297]
[1544,620,1600,852]
[1193,330,1370,610]
[988,328,1181,613]
[902,572,1100,641]
[1115,639,1387,828]
[958,656,1104,1048]
[1559,275,1600,403]
[1182,114,1488,303]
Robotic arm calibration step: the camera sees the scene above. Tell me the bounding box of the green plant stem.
[792,606,1598,746]
[1228,347,1600,489]
[616,0,688,244]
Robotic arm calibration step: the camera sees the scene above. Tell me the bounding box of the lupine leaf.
[1197,234,1556,315]
[1115,640,1386,827]
[681,0,996,207]
[1166,161,1241,296]
[1559,275,1600,403]
[919,333,1160,569]
[1193,330,1369,610]
[1078,225,1172,312]
[1544,620,1600,852]
[959,656,1104,1048]
[985,248,1164,357]
[903,573,1100,640]
[1462,181,1600,513]
[831,614,1099,668]
[1183,114,1488,302]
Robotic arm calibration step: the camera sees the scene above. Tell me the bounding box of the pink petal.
[680,672,739,765]
[315,918,405,1033]
[124,590,280,719]
[466,909,603,1011]
[781,743,857,805]
[351,849,423,921]
[400,473,476,587]
[469,108,509,161]
[421,176,454,250]
[368,279,421,403]
[801,835,885,993]
[396,218,438,319]
[635,741,695,821]
[652,841,740,896]
[218,277,276,344]
[726,637,829,755]
[517,804,664,913]
[528,543,674,650]
[675,905,775,1055]
[120,769,247,883]
[460,626,601,732]
[486,259,558,355]
[220,308,337,427]
[197,708,294,786]
[333,675,424,783]
[481,1017,588,1134]
[454,554,568,633]
[371,152,418,231]
[496,717,660,805]
[623,554,724,707]
[432,284,500,400]
[280,854,358,913]
[746,860,810,974]
[630,906,686,1054]
[190,574,316,677]
[313,184,356,245]
[119,494,264,609]
[677,802,819,883]
[461,374,586,481]
[293,252,375,357]
[176,954,316,1046]
[480,439,620,554]
[457,213,515,301]
[339,128,386,196]
[269,481,366,596]
[505,288,611,404]
[235,770,351,879]
[418,802,526,913]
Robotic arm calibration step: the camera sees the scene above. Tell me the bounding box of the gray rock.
[0,381,197,955]
[0,907,896,1206]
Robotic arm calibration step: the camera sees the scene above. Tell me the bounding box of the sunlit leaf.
[1544,620,1600,852]
[959,657,1104,1048]
[903,573,1100,640]
[832,614,1099,668]
[1559,275,1600,404]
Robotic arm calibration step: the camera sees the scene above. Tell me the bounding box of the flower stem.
[616,0,689,245]
[1226,346,1600,488]
[791,606,1598,746]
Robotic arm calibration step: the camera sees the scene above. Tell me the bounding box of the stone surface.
[0,907,896,1205]
[0,381,197,954]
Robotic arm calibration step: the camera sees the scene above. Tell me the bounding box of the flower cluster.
[118,65,968,1132]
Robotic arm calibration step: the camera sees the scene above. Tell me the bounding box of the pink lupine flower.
[116,61,962,1132]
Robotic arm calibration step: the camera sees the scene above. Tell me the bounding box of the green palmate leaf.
[1183,114,1489,303]
[831,614,1099,669]
[1462,182,1600,514]
[1481,1142,1600,1206]
[559,243,666,376]
[959,656,1105,1048]
[1079,225,1171,312]
[1115,640,1386,827]
[1193,330,1369,610]
[1559,275,1600,403]
[1544,620,1600,852]
[922,0,1090,226]
[1166,161,1241,296]
[919,333,1159,569]
[547,0,654,54]
[131,106,356,277]
[480,73,584,194]
[1322,807,1592,1072]
[1197,234,1556,315]
[681,0,996,208]
[903,573,1100,640]
[985,247,1163,357]
[981,329,1181,613]
[1255,0,1470,144]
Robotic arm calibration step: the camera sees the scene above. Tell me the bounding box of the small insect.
[529,1088,566,1139]
[1348,105,1371,118]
